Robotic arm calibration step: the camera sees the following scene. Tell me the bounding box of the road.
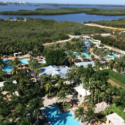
[43,35,80,46]
[85,23,125,31]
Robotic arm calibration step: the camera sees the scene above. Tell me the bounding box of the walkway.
[85,23,125,31]
[43,35,80,46]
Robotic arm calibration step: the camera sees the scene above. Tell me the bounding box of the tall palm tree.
[34,68,42,75]
[57,80,66,94]
[29,58,39,70]
[108,59,116,70]
[86,108,96,123]
[57,90,68,108]
[89,78,96,104]
[11,66,19,76]
[81,77,89,97]
[81,55,86,62]
[66,67,78,83]
[45,80,53,96]
[8,58,21,67]
[28,97,44,124]
[95,60,101,71]
[74,107,86,122]
[0,58,6,69]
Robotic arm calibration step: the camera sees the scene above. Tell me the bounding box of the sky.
[7,0,125,5]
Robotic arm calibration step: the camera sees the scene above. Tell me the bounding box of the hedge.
[109,70,125,87]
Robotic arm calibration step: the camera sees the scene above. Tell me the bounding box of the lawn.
[108,79,125,89]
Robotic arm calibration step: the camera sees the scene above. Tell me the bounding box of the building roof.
[75,62,95,68]
[74,84,91,97]
[39,65,69,78]
[106,113,125,125]
[0,80,17,88]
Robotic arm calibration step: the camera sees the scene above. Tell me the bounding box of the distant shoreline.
[1,8,125,16]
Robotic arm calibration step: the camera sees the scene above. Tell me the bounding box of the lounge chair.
[68,99,77,107]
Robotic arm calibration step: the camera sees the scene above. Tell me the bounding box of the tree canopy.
[45,49,66,65]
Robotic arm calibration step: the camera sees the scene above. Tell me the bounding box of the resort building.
[0,80,17,89]
[39,65,69,78]
[74,84,91,102]
[106,113,125,125]
[75,61,95,68]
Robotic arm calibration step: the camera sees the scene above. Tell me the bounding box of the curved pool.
[20,59,29,64]
[73,52,91,58]
[2,59,12,72]
[43,106,81,125]
[106,53,118,58]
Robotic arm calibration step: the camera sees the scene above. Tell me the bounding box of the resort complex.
[0,32,125,125]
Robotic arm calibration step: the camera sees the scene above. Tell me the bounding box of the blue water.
[0,4,125,23]
[43,106,81,125]
[106,53,118,58]
[73,52,91,58]
[20,59,29,64]
[2,59,12,72]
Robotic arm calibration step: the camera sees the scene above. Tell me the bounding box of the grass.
[108,79,125,89]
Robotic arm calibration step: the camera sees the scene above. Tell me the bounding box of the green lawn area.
[108,79,125,89]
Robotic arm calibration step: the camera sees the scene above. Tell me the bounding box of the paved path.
[43,35,80,46]
[85,23,125,31]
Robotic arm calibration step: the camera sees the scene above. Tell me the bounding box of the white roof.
[39,65,69,78]
[0,80,17,88]
[75,62,95,68]
[95,102,109,113]
[0,81,4,87]
[74,84,91,97]
[106,113,125,125]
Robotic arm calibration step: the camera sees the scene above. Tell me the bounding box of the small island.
[1,8,125,16]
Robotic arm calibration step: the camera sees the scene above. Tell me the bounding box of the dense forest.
[1,8,125,16]
[93,35,125,51]
[0,18,108,55]
[89,18,125,28]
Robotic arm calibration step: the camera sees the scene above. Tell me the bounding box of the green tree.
[29,58,39,70]
[74,107,86,122]
[45,49,66,65]
[57,90,68,108]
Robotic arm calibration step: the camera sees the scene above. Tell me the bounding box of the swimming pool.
[73,52,91,58]
[20,59,29,64]
[106,53,118,58]
[2,59,12,72]
[43,106,81,125]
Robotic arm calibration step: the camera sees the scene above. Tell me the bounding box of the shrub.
[109,70,125,87]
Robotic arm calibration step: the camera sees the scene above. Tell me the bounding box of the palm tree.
[108,59,116,70]
[11,66,19,76]
[57,90,68,108]
[66,67,78,83]
[86,108,96,123]
[74,107,86,122]
[28,97,44,124]
[45,76,53,96]
[34,68,42,75]
[81,77,89,97]
[95,60,101,71]
[89,78,96,104]
[106,88,114,105]
[91,55,95,61]
[8,58,21,67]
[95,89,101,104]
[114,61,124,73]
[81,55,86,62]
[29,58,39,70]
[57,80,66,95]
[0,58,6,69]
